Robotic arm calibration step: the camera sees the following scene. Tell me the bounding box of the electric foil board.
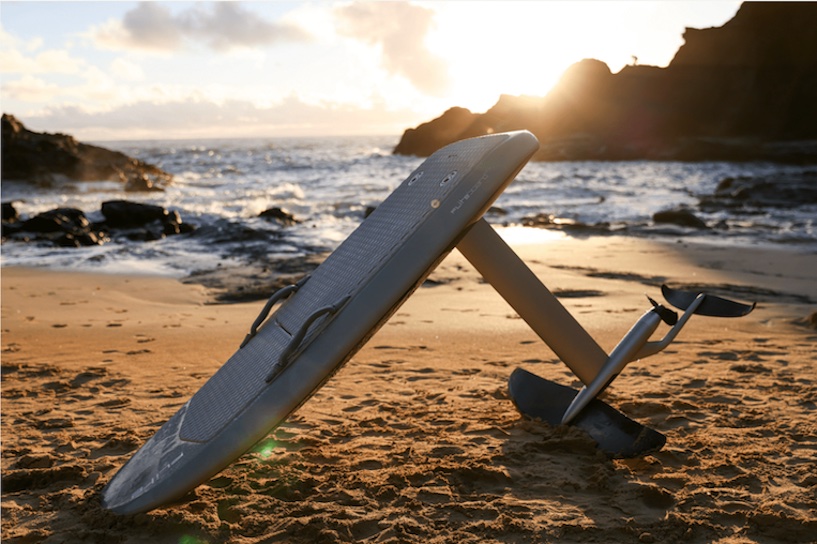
[102,131,540,514]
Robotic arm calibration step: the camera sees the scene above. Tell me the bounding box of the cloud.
[0,46,86,75]
[1,24,42,52]
[181,2,311,51]
[3,74,62,102]
[18,95,419,140]
[334,1,450,96]
[3,63,139,110]
[119,2,183,51]
[110,58,146,82]
[19,95,422,140]
[91,1,311,53]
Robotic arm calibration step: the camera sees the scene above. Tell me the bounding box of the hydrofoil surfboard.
[102,131,540,514]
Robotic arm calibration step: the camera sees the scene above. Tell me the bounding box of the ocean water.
[2,135,815,277]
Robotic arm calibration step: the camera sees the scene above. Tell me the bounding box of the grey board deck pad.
[508,368,666,458]
[102,130,539,514]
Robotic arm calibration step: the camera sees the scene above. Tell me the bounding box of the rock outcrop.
[1,200,194,247]
[395,2,817,162]
[258,207,299,226]
[1,114,172,190]
[393,107,480,157]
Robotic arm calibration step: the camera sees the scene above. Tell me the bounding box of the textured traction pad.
[179,135,507,443]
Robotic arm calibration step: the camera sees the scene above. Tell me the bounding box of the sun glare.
[423,1,711,114]
[424,3,534,109]
[425,2,610,111]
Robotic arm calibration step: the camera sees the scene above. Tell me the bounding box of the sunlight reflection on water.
[497,225,566,245]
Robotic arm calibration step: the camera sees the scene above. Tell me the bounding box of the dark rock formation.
[700,170,817,210]
[1,114,172,190]
[2,200,194,247]
[653,208,708,229]
[258,207,299,226]
[3,207,106,247]
[393,107,480,157]
[101,200,169,228]
[100,200,194,240]
[21,208,90,234]
[2,202,19,223]
[395,3,817,162]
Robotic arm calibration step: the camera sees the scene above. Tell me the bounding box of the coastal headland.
[394,3,817,163]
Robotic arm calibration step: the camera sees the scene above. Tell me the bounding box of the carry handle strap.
[265,295,351,383]
[240,275,310,349]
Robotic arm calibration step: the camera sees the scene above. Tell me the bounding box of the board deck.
[102,131,540,514]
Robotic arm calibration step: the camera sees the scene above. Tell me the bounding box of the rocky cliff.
[394,2,817,162]
[1,114,172,190]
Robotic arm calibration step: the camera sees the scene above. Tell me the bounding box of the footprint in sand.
[2,464,87,493]
[70,368,108,387]
[97,397,132,409]
[342,398,379,413]
[3,343,22,353]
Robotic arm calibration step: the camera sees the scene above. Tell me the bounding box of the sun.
[421,1,691,114]
[423,2,598,111]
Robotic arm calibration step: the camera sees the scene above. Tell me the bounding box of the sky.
[0,1,742,141]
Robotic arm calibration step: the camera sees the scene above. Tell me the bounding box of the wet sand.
[2,235,816,543]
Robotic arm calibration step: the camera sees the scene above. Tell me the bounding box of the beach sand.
[2,235,816,543]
